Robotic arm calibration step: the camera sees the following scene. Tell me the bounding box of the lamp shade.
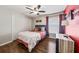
[61,20,69,26]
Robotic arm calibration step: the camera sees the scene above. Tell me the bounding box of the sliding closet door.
[48,16,59,34]
[0,8,12,44]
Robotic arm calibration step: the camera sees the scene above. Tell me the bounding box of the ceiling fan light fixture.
[25,5,45,15]
[34,11,38,14]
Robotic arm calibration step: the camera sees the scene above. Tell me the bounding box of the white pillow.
[41,27,45,31]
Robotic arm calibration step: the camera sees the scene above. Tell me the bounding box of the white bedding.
[18,31,41,52]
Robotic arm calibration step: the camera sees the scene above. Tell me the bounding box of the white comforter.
[18,31,41,52]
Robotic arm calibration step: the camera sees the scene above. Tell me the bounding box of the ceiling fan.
[25,5,45,15]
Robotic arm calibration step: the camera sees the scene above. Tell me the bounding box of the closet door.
[48,16,59,34]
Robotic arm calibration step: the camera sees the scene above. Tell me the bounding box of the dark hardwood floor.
[0,37,56,53]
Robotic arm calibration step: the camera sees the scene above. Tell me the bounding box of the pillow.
[41,27,45,31]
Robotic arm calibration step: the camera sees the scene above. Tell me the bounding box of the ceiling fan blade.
[34,5,41,11]
[25,7,33,11]
[38,11,45,13]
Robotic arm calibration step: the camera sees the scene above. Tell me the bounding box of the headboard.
[35,25,48,36]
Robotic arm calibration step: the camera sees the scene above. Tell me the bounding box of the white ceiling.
[0,5,66,17]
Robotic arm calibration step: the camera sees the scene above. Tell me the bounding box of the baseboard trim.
[0,40,13,46]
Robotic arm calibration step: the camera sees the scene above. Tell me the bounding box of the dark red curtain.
[59,14,66,34]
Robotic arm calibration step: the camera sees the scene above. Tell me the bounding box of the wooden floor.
[0,38,56,53]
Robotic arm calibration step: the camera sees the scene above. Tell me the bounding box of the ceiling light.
[33,11,38,14]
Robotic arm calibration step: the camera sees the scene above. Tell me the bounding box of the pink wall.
[64,5,79,39]
[66,15,79,38]
[64,5,79,52]
[65,15,79,52]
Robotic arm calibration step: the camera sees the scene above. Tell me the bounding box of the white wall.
[34,16,46,25]
[0,8,12,44]
[12,12,33,40]
[0,7,33,45]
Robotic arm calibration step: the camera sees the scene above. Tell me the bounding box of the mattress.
[17,31,46,52]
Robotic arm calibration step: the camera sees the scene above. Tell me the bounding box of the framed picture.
[36,20,42,23]
[65,10,74,20]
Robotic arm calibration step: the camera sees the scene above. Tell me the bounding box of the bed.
[16,27,46,52]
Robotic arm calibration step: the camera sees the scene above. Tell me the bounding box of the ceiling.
[0,5,66,17]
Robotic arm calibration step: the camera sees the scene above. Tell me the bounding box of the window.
[48,16,59,34]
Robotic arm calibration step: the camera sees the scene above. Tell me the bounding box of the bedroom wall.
[0,7,12,45]
[64,5,79,52]
[34,16,46,26]
[65,5,79,37]
[12,12,33,40]
[65,14,79,53]
[0,6,33,45]
[66,15,79,38]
